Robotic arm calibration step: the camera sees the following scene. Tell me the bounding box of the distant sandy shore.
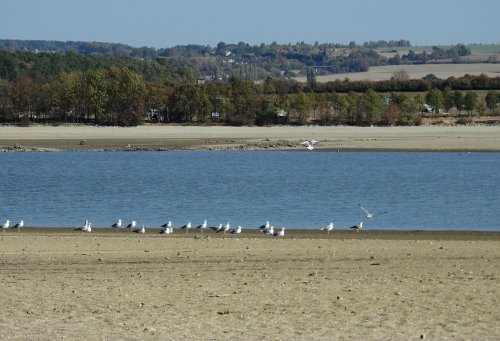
[0,229,499,339]
[1,124,500,151]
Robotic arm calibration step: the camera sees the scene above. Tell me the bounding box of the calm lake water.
[1,151,499,231]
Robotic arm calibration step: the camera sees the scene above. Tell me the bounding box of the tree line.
[1,67,499,127]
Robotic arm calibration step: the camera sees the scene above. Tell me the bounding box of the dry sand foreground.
[0,230,499,340]
[1,124,500,151]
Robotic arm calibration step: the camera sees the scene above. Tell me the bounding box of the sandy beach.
[1,124,500,151]
[0,229,499,340]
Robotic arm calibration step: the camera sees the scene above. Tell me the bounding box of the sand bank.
[0,229,499,339]
[1,124,500,151]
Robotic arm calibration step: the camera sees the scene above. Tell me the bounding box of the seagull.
[76,220,89,231]
[2,219,10,232]
[81,222,92,233]
[127,220,137,230]
[258,221,270,231]
[301,140,319,150]
[273,227,286,237]
[217,222,230,234]
[263,225,274,236]
[349,222,363,232]
[210,223,223,232]
[359,204,387,219]
[321,222,335,235]
[196,220,207,231]
[160,221,172,234]
[230,225,242,235]
[134,225,146,234]
[180,222,191,233]
[160,226,173,234]
[13,220,24,230]
[112,219,122,229]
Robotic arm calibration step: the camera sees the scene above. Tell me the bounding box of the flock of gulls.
[2,204,387,235]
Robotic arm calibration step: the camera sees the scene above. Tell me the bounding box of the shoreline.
[1,124,500,152]
[3,228,500,240]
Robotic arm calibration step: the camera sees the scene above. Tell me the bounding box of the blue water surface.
[1,151,499,231]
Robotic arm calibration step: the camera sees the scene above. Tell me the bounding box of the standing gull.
[321,222,335,235]
[196,220,207,232]
[258,221,270,231]
[127,220,137,230]
[349,222,363,233]
[112,219,122,229]
[13,220,24,230]
[230,225,242,235]
[160,221,172,234]
[273,227,286,237]
[180,222,192,233]
[134,225,146,234]
[359,204,387,219]
[217,222,230,235]
[210,223,223,232]
[2,219,10,232]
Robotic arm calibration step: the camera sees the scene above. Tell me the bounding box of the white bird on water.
[2,219,10,231]
[273,227,286,237]
[349,222,363,232]
[112,219,122,228]
[321,222,335,234]
[359,204,387,219]
[301,140,319,150]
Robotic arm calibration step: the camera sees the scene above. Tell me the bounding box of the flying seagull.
[301,140,319,150]
[358,204,387,219]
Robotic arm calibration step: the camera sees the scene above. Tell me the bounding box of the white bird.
[301,140,319,150]
[321,222,335,234]
[218,222,230,234]
[180,222,191,233]
[82,222,92,233]
[230,225,242,235]
[127,220,137,230]
[258,221,270,230]
[359,204,387,219]
[2,219,10,231]
[349,222,363,232]
[210,223,223,232]
[196,220,207,231]
[76,220,89,231]
[112,219,122,228]
[134,225,146,234]
[273,227,286,237]
[160,226,173,234]
[13,220,24,230]
[160,221,172,234]
[263,225,274,235]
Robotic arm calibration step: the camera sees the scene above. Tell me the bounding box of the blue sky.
[2,0,499,48]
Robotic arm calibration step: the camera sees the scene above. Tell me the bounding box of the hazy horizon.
[2,0,499,49]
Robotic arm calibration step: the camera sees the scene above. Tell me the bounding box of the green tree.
[442,87,454,113]
[453,91,464,116]
[463,91,478,116]
[51,71,79,122]
[485,90,498,113]
[106,67,146,126]
[425,89,443,115]
[359,89,383,125]
[80,69,108,122]
[228,77,260,125]
[292,91,313,124]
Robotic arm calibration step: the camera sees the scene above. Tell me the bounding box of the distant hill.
[0,39,497,83]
